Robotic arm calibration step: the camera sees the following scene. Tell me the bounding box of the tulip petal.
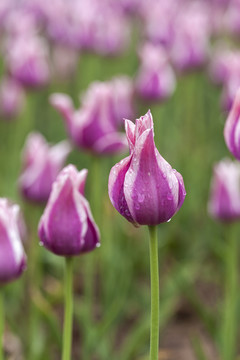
[81,199,100,252]
[135,110,153,140]
[108,156,136,224]
[94,132,128,154]
[125,119,136,153]
[50,93,75,126]
[224,88,240,159]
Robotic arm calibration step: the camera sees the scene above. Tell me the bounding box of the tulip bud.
[208,159,240,222]
[19,132,71,203]
[50,80,131,155]
[38,165,100,256]
[0,199,26,283]
[108,111,186,226]
[135,43,176,101]
[224,88,240,159]
[5,34,50,88]
[170,3,210,72]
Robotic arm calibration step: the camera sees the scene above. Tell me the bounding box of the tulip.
[208,48,240,86]
[0,77,25,119]
[19,132,71,203]
[38,164,100,360]
[208,158,240,221]
[38,164,100,256]
[5,34,50,88]
[224,88,240,159]
[108,110,186,226]
[170,2,210,71]
[208,158,240,359]
[141,0,177,48]
[0,198,26,283]
[135,43,176,101]
[108,110,185,360]
[49,80,133,155]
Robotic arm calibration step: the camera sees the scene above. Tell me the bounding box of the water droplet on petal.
[167,218,171,223]
[39,241,44,247]
[96,243,101,248]
[138,193,145,203]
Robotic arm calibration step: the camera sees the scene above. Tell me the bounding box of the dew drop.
[138,193,145,203]
[167,218,171,223]
[39,241,44,247]
[135,203,140,210]
[167,194,173,201]
[96,243,101,248]
[148,171,151,176]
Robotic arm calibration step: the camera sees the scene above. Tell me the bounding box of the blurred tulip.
[19,132,71,203]
[135,43,176,101]
[224,1,240,36]
[208,159,240,221]
[141,0,178,48]
[224,88,240,158]
[0,77,25,119]
[46,0,129,55]
[208,47,240,85]
[170,2,210,71]
[5,34,50,88]
[38,164,100,256]
[0,199,26,283]
[50,79,134,155]
[108,111,186,226]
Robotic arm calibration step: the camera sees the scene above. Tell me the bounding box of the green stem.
[0,290,4,360]
[221,224,238,360]
[148,226,159,360]
[62,257,74,360]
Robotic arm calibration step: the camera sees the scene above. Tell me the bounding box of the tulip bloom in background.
[108,111,186,360]
[4,34,50,88]
[38,164,100,360]
[208,158,240,222]
[0,198,27,359]
[170,2,210,72]
[135,43,176,102]
[19,132,71,203]
[49,78,134,155]
[208,158,240,360]
[0,77,25,120]
[224,88,240,158]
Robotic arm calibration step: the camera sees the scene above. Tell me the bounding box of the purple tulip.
[170,2,210,72]
[49,80,133,155]
[38,165,100,256]
[5,34,50,88]
[141,0,178,48]
[224,88,240,159]
[108,111,186,226]
[19,132,71,203]
[0,199,26,283]
[135,43,176,101]
[0,77,25,119]
[208,47,240,85]
[208,159,240,222]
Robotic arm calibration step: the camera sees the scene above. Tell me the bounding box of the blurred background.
[0,0,239,359]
